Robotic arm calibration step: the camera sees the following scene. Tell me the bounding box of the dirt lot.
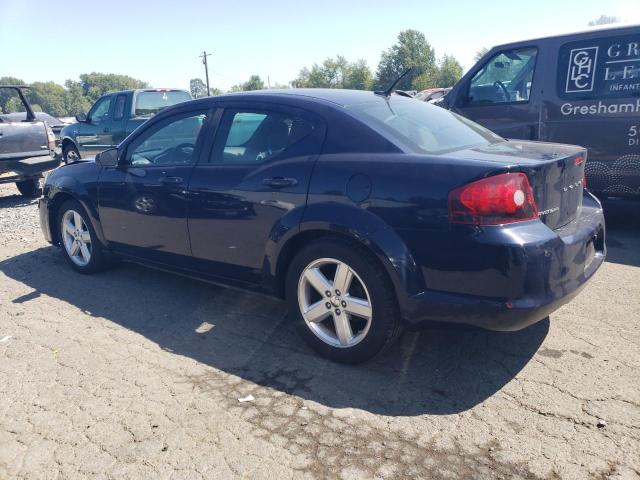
[0,181,638,480]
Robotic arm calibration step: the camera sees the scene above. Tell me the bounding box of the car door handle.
[263,177,298,188]
[161,176,183,184]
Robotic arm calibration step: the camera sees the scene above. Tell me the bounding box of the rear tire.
[57,199,107,274]
[15,178,42,198]
[286,238,403,363]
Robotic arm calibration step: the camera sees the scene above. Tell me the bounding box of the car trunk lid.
[447,140,586,230]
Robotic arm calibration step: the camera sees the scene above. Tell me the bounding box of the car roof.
[213,88,397,108]
[492,22,640,49]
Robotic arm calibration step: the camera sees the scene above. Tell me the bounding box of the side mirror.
[95,148,119,167]
[75,113,87,123]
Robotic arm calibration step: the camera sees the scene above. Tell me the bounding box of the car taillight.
[448,172,538,225]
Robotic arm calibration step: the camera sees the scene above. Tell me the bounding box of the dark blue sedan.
[38,89,605,363]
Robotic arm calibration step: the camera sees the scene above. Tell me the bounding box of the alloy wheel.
[61,209,92,267]
[297,258,373,348]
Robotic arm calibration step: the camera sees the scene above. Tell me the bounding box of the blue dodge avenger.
[38,89,605,363]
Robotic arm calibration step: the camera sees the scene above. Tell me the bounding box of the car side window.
[126,111,208,167]
[113,95,126,120]
[468,47,538,105]
[210,109,314,164]
[89,96,113,124]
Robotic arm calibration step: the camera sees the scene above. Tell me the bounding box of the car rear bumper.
[0,155,60,184]
[38,196,54,244]
[401,193,606,331]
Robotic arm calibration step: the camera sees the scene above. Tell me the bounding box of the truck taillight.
[448,173,538,225]
[46,125,56,151]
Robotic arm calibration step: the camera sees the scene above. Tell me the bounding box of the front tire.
[15,178,42,198]
[63,144,80,163]
[286,238,403,363]
[57,199,107,273]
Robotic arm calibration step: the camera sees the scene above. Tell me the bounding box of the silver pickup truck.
[0,86,59,197]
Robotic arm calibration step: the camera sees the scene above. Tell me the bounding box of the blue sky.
[1,0,638,91]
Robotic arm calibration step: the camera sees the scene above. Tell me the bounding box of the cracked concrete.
[0,183,639,479]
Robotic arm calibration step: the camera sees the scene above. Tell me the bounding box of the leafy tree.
[27,82,69,117]
[62,80,91,115]
[294,56,372,90]
[0,76,26,113]
[73,72,148,103]
[474,47,489,61]
[436,54,463,88]
[374,30,437,91]
[3,97,24,113]
[588,14,619,26]
[244,75,265,91]
[190,78,208,98]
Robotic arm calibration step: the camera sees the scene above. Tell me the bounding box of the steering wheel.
[166,143,195,164]
[493,81,510,102]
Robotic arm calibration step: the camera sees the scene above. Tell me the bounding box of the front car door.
[77,94,114,157]
[97,108,210,266]
[187,102,326,285]
[453,46,541,139]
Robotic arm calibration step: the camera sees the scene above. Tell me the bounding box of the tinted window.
[127,111,207,166]
[134,91,192,116]
[89,96,112,123]
[348,97,503,155]
[113,95,126,120]
[558,34,640,100]
[468,47,538,104]
[211,110,314,163]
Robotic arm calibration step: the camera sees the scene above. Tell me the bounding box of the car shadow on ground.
[0,246,548,417]
[601,198,640,268]
[0,192,37,209]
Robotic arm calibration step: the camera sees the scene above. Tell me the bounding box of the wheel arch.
[47,187,106,247]
[270,204,425,305]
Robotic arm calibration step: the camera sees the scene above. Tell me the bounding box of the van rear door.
[544,30,640,197]
[450,46,541,140]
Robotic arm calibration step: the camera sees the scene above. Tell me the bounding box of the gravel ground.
[0,181,639,480]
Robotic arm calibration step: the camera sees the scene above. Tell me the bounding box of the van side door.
[452,46,541,140]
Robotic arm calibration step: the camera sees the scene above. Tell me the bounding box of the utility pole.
[199,51,211,96]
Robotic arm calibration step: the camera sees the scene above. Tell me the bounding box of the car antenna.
[374,68,413,98]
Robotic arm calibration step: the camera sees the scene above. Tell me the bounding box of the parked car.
[439,23,640,198]
[60,88,192,162]
[39,89,605,363]
[0,86,59,197]
[1,111,67,143]
[415,87,451,103]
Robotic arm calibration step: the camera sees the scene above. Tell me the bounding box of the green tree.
[474,47,489,61]
[374,30,437,91]
[64,80,92,116]
[190,78,208,98]
[229,75,264,92]
[73,72,148,103]
[0,76,26,113]
[588,14,619,26]
[436,54,463,88]
[294,56,372,90]
[27,82,69,116]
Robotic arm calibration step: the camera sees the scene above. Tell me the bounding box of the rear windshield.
[347,97,503,154]
[134,90,192,116]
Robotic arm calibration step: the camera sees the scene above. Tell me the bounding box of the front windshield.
[348,96,503,154]
[134,90,192,116]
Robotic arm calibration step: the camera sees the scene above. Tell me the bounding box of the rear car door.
[453,46,541,139]
[187,103,326,285]
[97,108,209,265]
[77,95,114,157]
